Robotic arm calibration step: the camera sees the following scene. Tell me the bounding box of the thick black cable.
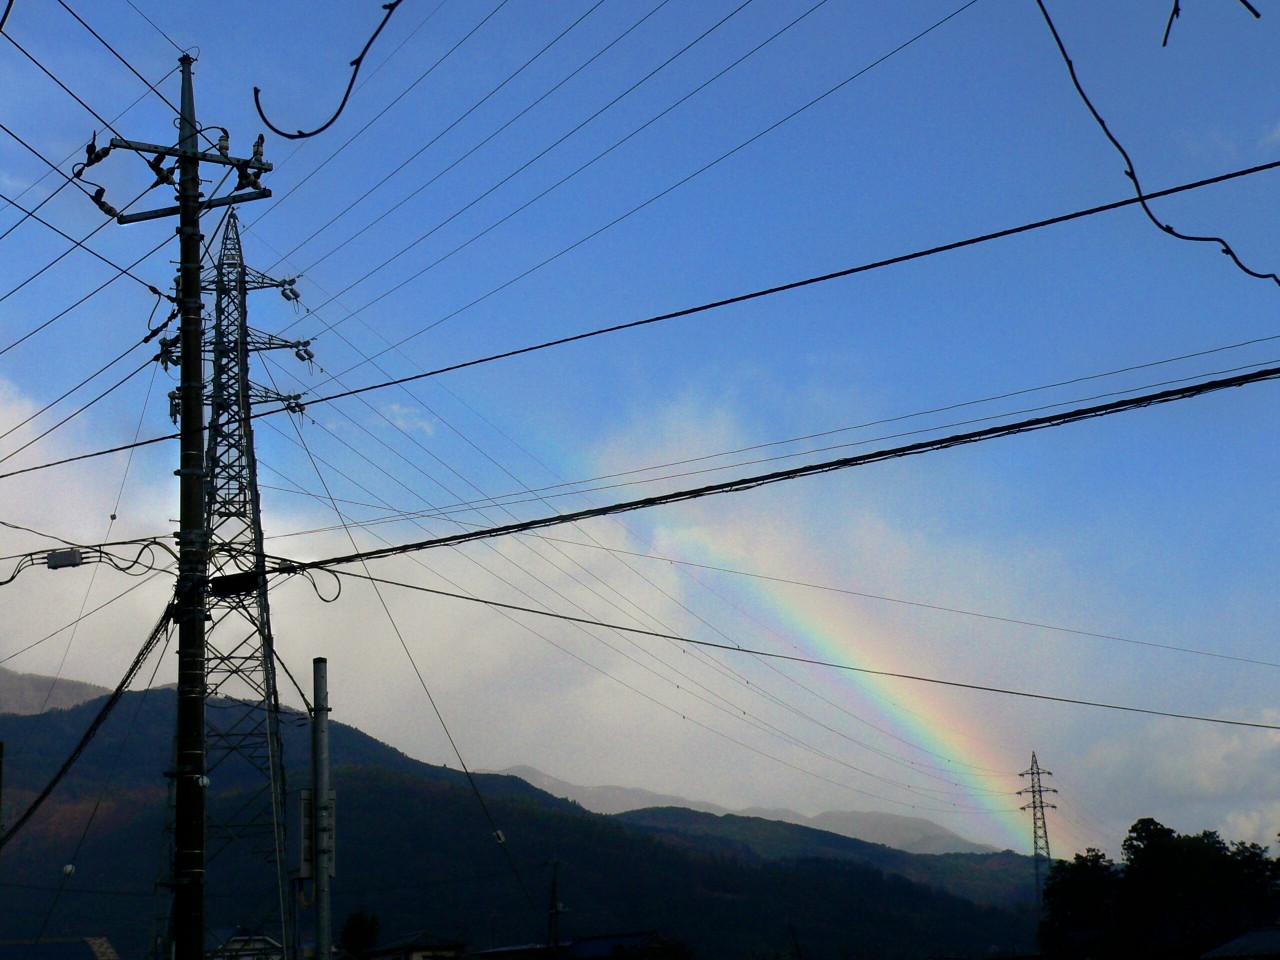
[263,367,992,799]
[253,0,405,140]
[0,433,175,481]
[10,155,1280,482]
[326,568,1280,733]
[268,347,1280,533]
[298,0,767,314]
[251,0,508,225]
[267,0,611,268]
[0,0,13,32]
[0,604,173,853]
[33,624,171,941]
[1164,0,1260,46]
[1038,0,1278,287]
[273,364,1280,574]
[270,155,1280,415]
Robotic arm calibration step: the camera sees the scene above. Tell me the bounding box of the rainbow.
[663,527,1031,852]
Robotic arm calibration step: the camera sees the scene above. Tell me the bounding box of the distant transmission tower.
[1018,751,1057,905]
[167,209,310,954]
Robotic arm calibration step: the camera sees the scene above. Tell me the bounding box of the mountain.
[497,765,733,816]
[0,685,1037,960]
[497,764,996,855]
[0,666,111,715]
[614,806,1034,908]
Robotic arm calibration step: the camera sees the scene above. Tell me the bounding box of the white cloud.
[379,402,435,435]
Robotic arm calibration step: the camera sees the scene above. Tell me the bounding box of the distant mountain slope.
[0,679,1037,960]
[0,687,575,811]
[615,806,1033,908]
[0,714,1035,960]
[497,765,995,855]
[499,765,733,816]
[0,666,111,715]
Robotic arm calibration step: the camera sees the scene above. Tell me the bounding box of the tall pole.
[110,55,273,960]
[313,658,333,960]
[172,54,209,960]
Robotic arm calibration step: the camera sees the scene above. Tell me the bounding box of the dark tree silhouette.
[1041,819,1280,960]
[339,910,380,958]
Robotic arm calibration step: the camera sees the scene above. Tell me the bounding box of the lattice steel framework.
[1018,751,1057,905]
[198,209,307,950]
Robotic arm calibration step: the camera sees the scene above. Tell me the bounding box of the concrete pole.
[173,53,209,960]
[313,659,332,960]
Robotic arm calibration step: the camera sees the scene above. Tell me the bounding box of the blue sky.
[3,0,1280,859]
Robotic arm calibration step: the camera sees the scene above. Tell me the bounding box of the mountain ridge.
[497,763,998,855]
[0,671,1036,960]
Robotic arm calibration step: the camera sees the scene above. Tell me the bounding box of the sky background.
[2,0,1280,862]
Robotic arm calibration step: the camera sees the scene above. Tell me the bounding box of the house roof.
[563,933,662,958]
[367,931,467,958]
[1205,928,1280,959]
[0,938,120,960]
[469,932,665,960]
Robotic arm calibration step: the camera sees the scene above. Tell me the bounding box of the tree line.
[1042,817,1280,959]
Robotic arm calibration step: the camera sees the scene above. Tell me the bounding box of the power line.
[252,0,407,140]
[254,382,1007,804]
[0,605,173,852]
[271,364,1280,575]
[289,0,784,294]
[122,0,184,53]
[0,291,167,448]
[0,185,165,298]
[51,0,218,149]
[0,432,175,482]
[0,356,157,466]
[263,0,617,270]
[280,383,539,915]
[294,0,968,359]
[9,158,1280,484]
[263,154,1280,416]
[322,567,1280,733]
[1037,0,1278,288]
[247,0,513,223]
[513,536,1280,671]
[262,356,1280,538]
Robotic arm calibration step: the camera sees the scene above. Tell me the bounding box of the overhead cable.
[269,154,1280,415]
[0,604,173,852]
[327,567,1280,733]
[253,0,406,140]
[8,158,1279,482]
[1038,0,1277,287]
[265,0,615,267]
[270,364,1280,575]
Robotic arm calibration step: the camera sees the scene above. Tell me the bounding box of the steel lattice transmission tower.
[193,208,310,950]
[1018,751,1057,905]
